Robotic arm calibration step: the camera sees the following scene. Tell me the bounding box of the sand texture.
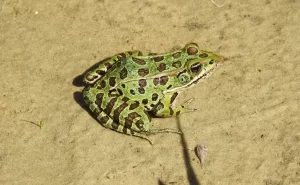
[1,0,300,184]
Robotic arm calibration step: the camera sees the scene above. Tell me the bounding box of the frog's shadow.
[72,73,91,114]
[72,60,109,111]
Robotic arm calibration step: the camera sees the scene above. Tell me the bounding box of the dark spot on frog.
[167,85,172,89]
[133,58,146,65]
[120,67,128,79]
[157,63,167,72]
[95,93,104,105]
[127,112,141,122]
[109,77,116,87]
[124,119,133,129]
[138,79,147,87]
[129,101,140,110]
[159,76,169,85]
[169,107,174,115]
[113,102,129,121]
[117,88,123,96]
[99,115,109,124]
[100,80,106,88]
[130,89,135,95]
[142,99,148,104]
[153,77,159,86]
[138,87,145,94]
[209,60,214,64]
[111,122,119,129]
[172,52,181,59]
[135,120,144,130]
[122,97,130,102]
[171,92,178,104]
[152,93,158,101]
[96,70,106,76]
[104,98,118,114]
[199,53,208,58]
[138,68,149,77]
[153,56,164,62]
[121,84,126,88]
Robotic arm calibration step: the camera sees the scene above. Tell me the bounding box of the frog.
[82,43,222,144]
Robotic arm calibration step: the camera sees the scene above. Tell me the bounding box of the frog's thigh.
[117,100,152,133]
[152,92,192,117]
[83,87,153,143]
[95,109,153,144]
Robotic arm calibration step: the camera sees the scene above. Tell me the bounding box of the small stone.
[195,144,208,164]
[106,171,115,179]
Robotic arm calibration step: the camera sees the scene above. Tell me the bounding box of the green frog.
[82,43,222,144]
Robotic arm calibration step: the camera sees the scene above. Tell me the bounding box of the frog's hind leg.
[83,50,142,85]
[152,92,196,117]
[86,101,153,144]
[96,111,154,144]
[83,86,153,144]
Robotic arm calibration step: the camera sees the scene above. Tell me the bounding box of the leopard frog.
[82,43,222,144]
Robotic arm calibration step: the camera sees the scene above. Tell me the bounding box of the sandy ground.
[1,0,300,184]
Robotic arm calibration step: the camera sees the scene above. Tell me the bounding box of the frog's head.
[176,43,222,86]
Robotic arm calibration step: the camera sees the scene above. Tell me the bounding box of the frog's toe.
[182,98,195,107]
[149,128,182,134]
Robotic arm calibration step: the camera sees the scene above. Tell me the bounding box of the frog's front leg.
[152,92,196,117]
[83,50,142,84]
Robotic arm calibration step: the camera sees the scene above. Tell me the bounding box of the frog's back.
[108,51,189,81]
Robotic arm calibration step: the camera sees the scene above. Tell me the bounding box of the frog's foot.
[152,98,197,117]
[131,132,153,145]
[181,98,197,113]
[148,128,182,134]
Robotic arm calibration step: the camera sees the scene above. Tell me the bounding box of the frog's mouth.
[192,62,220,85]
[182,57,223,90]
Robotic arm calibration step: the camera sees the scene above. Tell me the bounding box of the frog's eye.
[190,62,202,73]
